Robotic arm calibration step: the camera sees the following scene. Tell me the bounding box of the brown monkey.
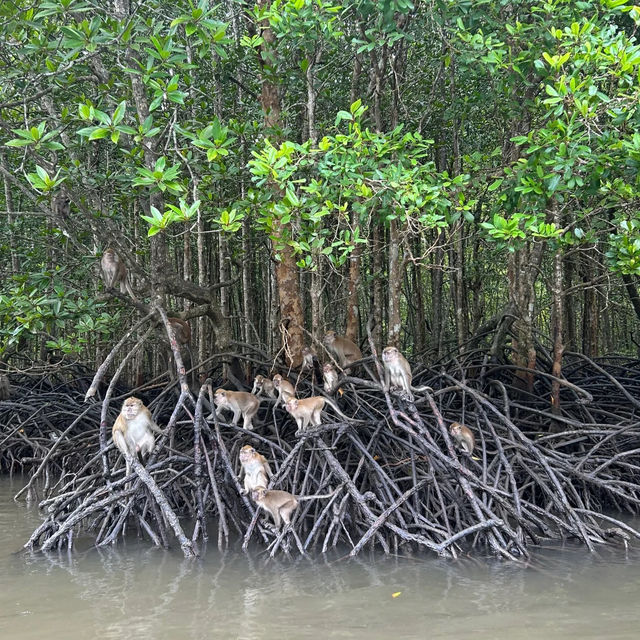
[0,374,11,400]
[272,374,295,408]
[381,346,432,400]
[238,445,272,494]
[323,330,362,368]
[322,363,339,394]
[213,389,260,430]
[101,248,136,298]
[450,422,475,455]
[285,396,356,434]
[112,397,164,482]
[251,486,338,529]
[252,374,276,399]
[168,317,191,346]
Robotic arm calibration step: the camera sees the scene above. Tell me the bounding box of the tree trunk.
[257,0,304,366]
[345,207,361,343]
[549,201,564,418]
[0,151,20,275]
[387,219,402,346]
[581,247,599,358]
[507,241,545,393]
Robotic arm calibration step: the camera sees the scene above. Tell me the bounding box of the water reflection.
[1,476,640,639]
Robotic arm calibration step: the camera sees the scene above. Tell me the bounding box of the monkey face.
[251,487,268,501]
[213,389,228,406]
[239,445,256,462]
[323,331,336,345]
[272,375,282,388]
[449,423,461,436]
[122,398,143,419]
[382,346,398,362]
[285,399,298,413]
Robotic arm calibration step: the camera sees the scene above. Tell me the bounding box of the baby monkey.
[251,374,276,399]
[449,422,475,455]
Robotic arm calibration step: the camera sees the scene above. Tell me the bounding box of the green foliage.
[0,271,115,356]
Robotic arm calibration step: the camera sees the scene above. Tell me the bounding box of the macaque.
[52,192,70,221]
[238,445,272,494]
[168,317,191,346]
[272,374,295,408]
[112,397,164,482]
[252,374,276,399]
[450,422,475,455]
[382,345,413,397]
[213,388,260,430]
[301,346,316,371]
[0,374,10,400]
[251,486,338,529]
[101,248,135,298]
[323,330,362,369]
[322,363,339,394]
[251,487,298,529]
[285,395,354,434]
[381,345,432,400]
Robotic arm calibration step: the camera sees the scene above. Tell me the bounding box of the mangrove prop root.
[2,352,640,558]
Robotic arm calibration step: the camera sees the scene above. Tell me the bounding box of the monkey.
[450,422,475,455]
[101,248,136,299]
[168,317,191,346]
[52,192,70,222]
[112,397,165,483]
[251,486,339,529]
[213,388,260,430]
[238,445,272,494]
[0,374,11,400]
[301,346,316,371]
[322,363,339,395]
[272,374,295,408]
[381,345,433,400]
[323,330,362,369]
[251,374,276,399]
[285,396,358,434]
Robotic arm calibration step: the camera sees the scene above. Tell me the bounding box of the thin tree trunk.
[0,151,19,274]
[345,207,361,343]
[550,201,564,418]
[581,248,599,357]
[388,219,402,346]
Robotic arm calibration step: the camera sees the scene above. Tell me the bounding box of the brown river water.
[1,475,640,639]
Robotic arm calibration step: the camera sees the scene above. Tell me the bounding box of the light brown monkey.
[322,363,339,394]
[285,396,356,434]
[450,422,475,455]
[101,248,136,298]
[112,397,164,482]
[251,374,276,399]
[272,374,295,408]
[323,330,362,368]
[381,346,432,400]
[251,486,338,529]
[0,374,11,400]
[238,445,272,494]
[382,345,413,396]
[213,389,260,430]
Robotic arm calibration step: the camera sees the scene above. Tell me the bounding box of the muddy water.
[1,476,640,639]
